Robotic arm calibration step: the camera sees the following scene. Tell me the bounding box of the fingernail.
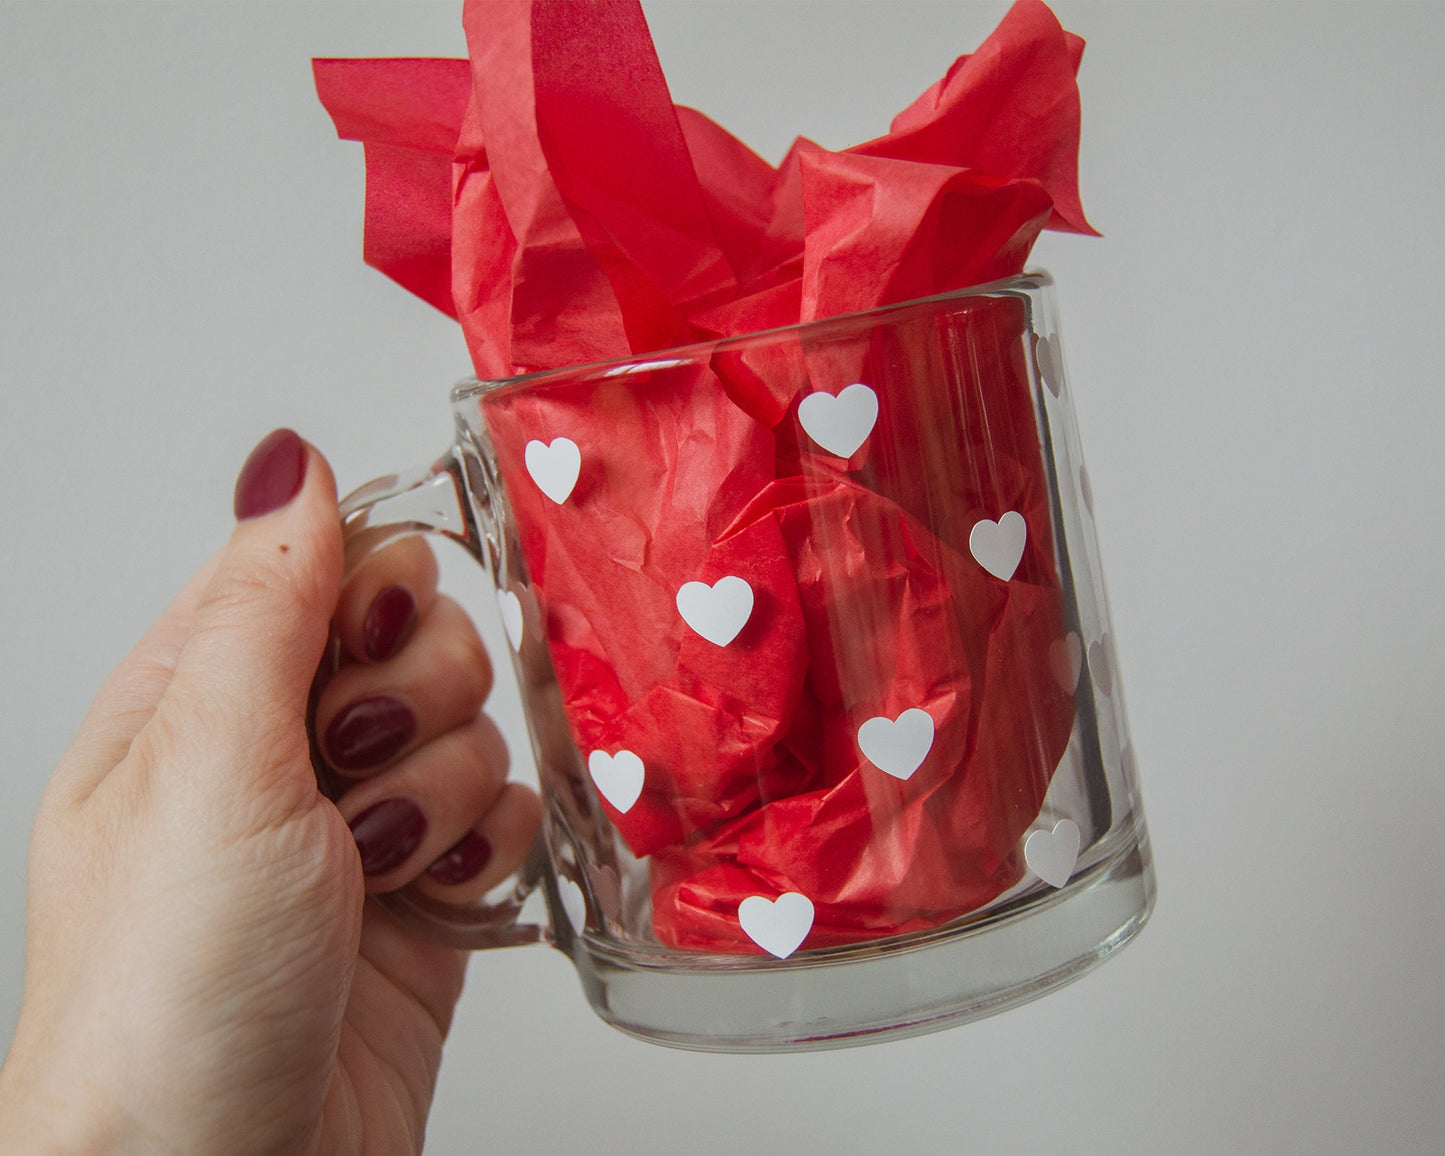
[425,831,494,886]
[363,585,417,662]
[349,798,427,876]
[233,428,308,520]
[324,694,416,771]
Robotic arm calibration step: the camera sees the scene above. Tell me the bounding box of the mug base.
[560,815,1154,1053]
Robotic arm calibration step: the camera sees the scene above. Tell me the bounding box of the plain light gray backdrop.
[2,2,1443,1152]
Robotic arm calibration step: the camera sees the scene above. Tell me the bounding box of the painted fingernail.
[324,694,416,771]
[425,831,494,886]
[233,428,308,520]
[349,798,427,876]
[363,585,417,662]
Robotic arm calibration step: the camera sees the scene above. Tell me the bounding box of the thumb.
[157,429,343,790]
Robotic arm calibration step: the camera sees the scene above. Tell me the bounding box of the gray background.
[3,2,1443,1152]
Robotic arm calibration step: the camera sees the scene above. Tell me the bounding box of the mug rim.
[450,268,1052,404]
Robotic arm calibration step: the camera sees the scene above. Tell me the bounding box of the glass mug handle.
[309,445,553,951]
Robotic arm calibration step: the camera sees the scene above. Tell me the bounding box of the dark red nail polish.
[363,585,417,662]
[324,695,416,771]
[425,831,494,887]
[349,798,427,876]
[233,429,308,520]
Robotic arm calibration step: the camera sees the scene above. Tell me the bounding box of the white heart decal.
[587,749,645,814]
[496,589,524,651]
[798,383,879,458]
[738,892,814,959]
[1049,633,1083,692]
[1089,635,1114,697]
[969,511,1027,581]
[1035,334,1063,398]
[857,708,935,780]
[524,436,581,504]
[558,877,586,934]
[676,575,754,646]
[1025,819,1081,888]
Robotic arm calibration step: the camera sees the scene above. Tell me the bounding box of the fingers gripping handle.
[314,448,548,950]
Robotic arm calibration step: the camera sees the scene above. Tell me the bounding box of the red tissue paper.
[315,0,1089,954]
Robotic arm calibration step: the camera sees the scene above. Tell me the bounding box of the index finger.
[332,536,440,665]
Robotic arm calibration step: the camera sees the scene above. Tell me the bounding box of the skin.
[0,440,537,1154]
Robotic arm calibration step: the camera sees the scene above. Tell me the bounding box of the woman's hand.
[0,430,537,1154]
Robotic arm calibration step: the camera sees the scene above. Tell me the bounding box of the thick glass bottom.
[557,819,1154,1053]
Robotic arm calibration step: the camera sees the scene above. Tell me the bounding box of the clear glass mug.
[316,271,1154,1052]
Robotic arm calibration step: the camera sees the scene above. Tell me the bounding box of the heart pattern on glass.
[797,383,879,458]
[588,749,646,814]
[857,708,936,780]
[1035,333,1063,397]
[969,511,1027,581]
[1089,635,1114,698]
[1024,819,1080,889]
[738,892,814,959]
[558,877,587,934]
[496,588,525,650]
[524,436,581,504]
[676,575,754,646]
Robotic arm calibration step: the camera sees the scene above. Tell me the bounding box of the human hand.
[0,430,538,1154]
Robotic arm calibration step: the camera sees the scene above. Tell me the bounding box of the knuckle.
[459,643,495,710]
[373,535,438,589]
[473,713,510,778]
[454,718,509,795]
[129,694,203,776]
[438,619,493,709]
[206,560,280,618]
[205,540,334,628]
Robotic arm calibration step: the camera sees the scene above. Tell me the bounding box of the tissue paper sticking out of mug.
[315,0,1093,374]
